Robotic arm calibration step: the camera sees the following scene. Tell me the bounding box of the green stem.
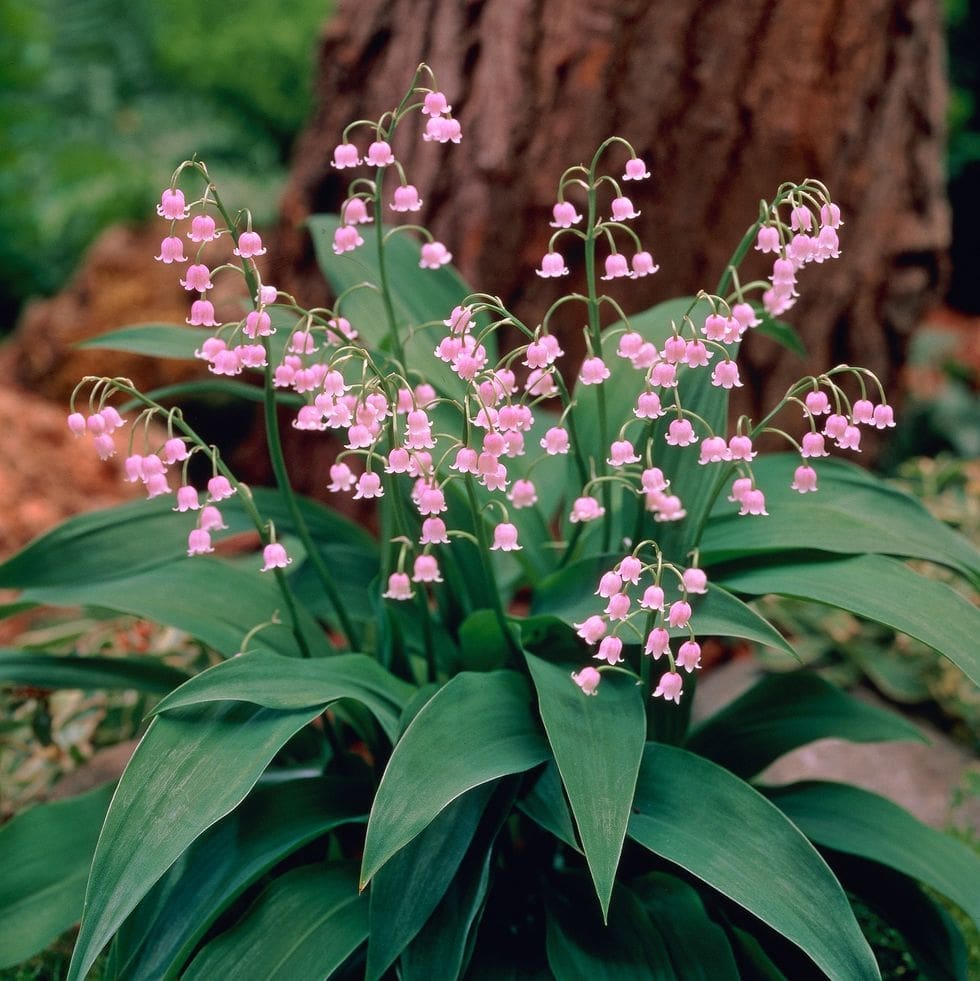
[464,476,520,658]
[584,166,612,552]
[260,350,361,651]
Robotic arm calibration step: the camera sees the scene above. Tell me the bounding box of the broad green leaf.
[79,307,299,364]
[77,323,202,359]
[15,559,325,659]
[0,486,374,591]
[632,872,740,980]
[367,784,495,980]
[628,743,879,980]
[525,652,645,919]
[532,556,797,657]
[702,455,980,582]
[151,651,412,743]
[716,553,980,685]
[686,671,925,779]
[0,650,190,695]
[827,854,968,981]
[360,671,549,886]
[544,873,676,979]
[399,840,493,981]
[67,702,324,981]
[766,781,980,924]
[518,760,579,851]
[113,776,371,980]
[0,782,115,969]
[182,863,368,981]
[398,780,517,981]
[754,313,807,359]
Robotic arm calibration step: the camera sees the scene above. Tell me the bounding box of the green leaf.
[67,702,324,981]
[151,651,412,743]
[0,486,374,591]
[828,854,969,981]
[524,652,645,919]
[15,559,325,659]
[702,455,980,582]
[77,323,202,359]
[398,782,516,981]
[765,781,980,924]
[367,784,495,980]
[754,314,807,359]
[518,760,579,851]
[0,649,190,695]
[113,776,371,980]
[0,782,115,969]
[628,743,879,980]
[544,873,677,979]
[716,553,980,685]
[181,863,368,980]
[631,872,740,980]
[531,556,797,657]
[360,671,549,886]
[686,671,925,779]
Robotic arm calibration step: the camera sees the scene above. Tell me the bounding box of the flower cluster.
[69,69,895,704]
[571,551,708,701]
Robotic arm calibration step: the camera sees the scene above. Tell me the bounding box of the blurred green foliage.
[0,0,329,324]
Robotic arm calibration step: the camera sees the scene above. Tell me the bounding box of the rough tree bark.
[277,0,949,424]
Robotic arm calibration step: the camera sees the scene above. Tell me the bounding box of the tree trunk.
[277,0,949,426]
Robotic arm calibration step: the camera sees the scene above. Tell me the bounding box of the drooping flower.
[491,522,521,551]
[188,214,218,242]
[623,158,651,181]
[422,91,451,116]
[676,640,702,672]
[755,226,780,253]
[569,496,605,523]
[640,584,665,610]
[420,516,449,545]
[333,225,364,255]
[180,264,214,292]
[644,627,670,659]
[550,201,582,228]
[712,361,742,389]
[682,568,708,594]
[791,465,818,493]
[631,251,659,277]
[261,543,292,572]
[595,636,624,664]
[608,439,641,466]
[365,140,395,166]
[156,236,186,263]
[536,252,569,278]
[540,426,570,455]
[383,572,414,600]
[391,184,423,212]
[727,435,756,462]
[801,432,829,458]
[610,196,640,221]
[199,505,227,532]
[207,475,235,501]
[420,242,452,268]
[580,357,610,384]
[157,188,189,220]
[600,254,630,280]
[739,488,769,516]
[508,479,538,509]
[186,528,213,556]
[234,231,266,258]
[653,671,684,704]
[668,600,692,628]
[412,554,443,583]
[665,418,697,446]
[332,143,361,168]
[617,555,643,584]
[187,299,219,327]
[574,616,607,644]
[572,666,602,695]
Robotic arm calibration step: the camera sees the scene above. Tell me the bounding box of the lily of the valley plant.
[1,66,978,980]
